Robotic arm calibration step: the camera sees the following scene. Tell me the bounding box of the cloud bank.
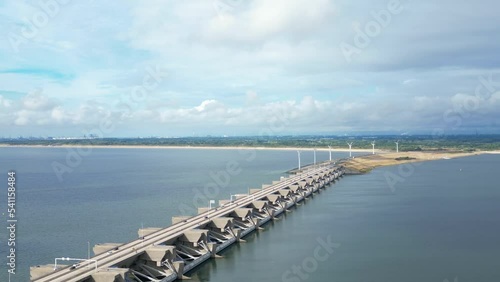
[1,0,499,137]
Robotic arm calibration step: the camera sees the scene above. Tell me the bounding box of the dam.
[30,161,344,282]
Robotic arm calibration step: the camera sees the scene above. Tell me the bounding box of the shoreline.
[1,144,499,156]
[341,150,492,174]
[483,150,500,154]
[0,144,374,152]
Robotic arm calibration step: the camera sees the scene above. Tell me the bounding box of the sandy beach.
[483,150,500,154]
[342,151,487,173]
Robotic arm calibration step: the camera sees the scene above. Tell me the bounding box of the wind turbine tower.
[347,142,353,158]
[297,151,301,170]
[371,141,376,155]
[395,140,399,153]
[328,146,332,161]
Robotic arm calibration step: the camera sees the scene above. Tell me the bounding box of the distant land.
[340,150,493,174]
[1,135,500,151]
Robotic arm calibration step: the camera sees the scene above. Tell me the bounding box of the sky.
[1,0,499,137]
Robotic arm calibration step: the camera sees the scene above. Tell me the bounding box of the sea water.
[0,148,498,281]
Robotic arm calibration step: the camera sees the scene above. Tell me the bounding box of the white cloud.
[1,0,500,136]
[21,89,58,111]
[0,95,13,108]
[194,99,224,112]
[203,0,335,44]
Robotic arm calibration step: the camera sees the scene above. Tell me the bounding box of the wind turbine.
[313,148,317,165]
[371,141,376,155]
[395,140,399,153]
[328,146,332,161]
[347,142,353,158]
[297,151,301,170]
[208,200,215,218]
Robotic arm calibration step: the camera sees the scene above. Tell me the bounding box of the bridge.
[31,162,344,282]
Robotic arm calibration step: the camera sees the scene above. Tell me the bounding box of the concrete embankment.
[31,164,344,282]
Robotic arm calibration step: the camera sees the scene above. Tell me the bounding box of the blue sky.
[1,0,499,137]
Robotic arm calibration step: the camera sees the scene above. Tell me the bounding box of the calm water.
[0,148,499,281]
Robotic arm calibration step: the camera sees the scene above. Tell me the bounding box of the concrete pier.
[31,162,344,282]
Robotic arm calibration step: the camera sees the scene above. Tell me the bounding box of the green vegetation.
[1,135,500,151]
[395,157,417,161]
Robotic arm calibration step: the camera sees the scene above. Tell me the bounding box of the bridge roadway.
[33,164,337,282]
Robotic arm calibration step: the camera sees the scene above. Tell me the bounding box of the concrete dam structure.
[31,162,344,282]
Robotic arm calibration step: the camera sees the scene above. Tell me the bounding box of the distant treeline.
[2,135,500,151]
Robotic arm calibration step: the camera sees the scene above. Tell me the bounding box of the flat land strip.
[342,151,486,173]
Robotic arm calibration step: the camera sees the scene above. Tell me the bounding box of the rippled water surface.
[0,148,498,281]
